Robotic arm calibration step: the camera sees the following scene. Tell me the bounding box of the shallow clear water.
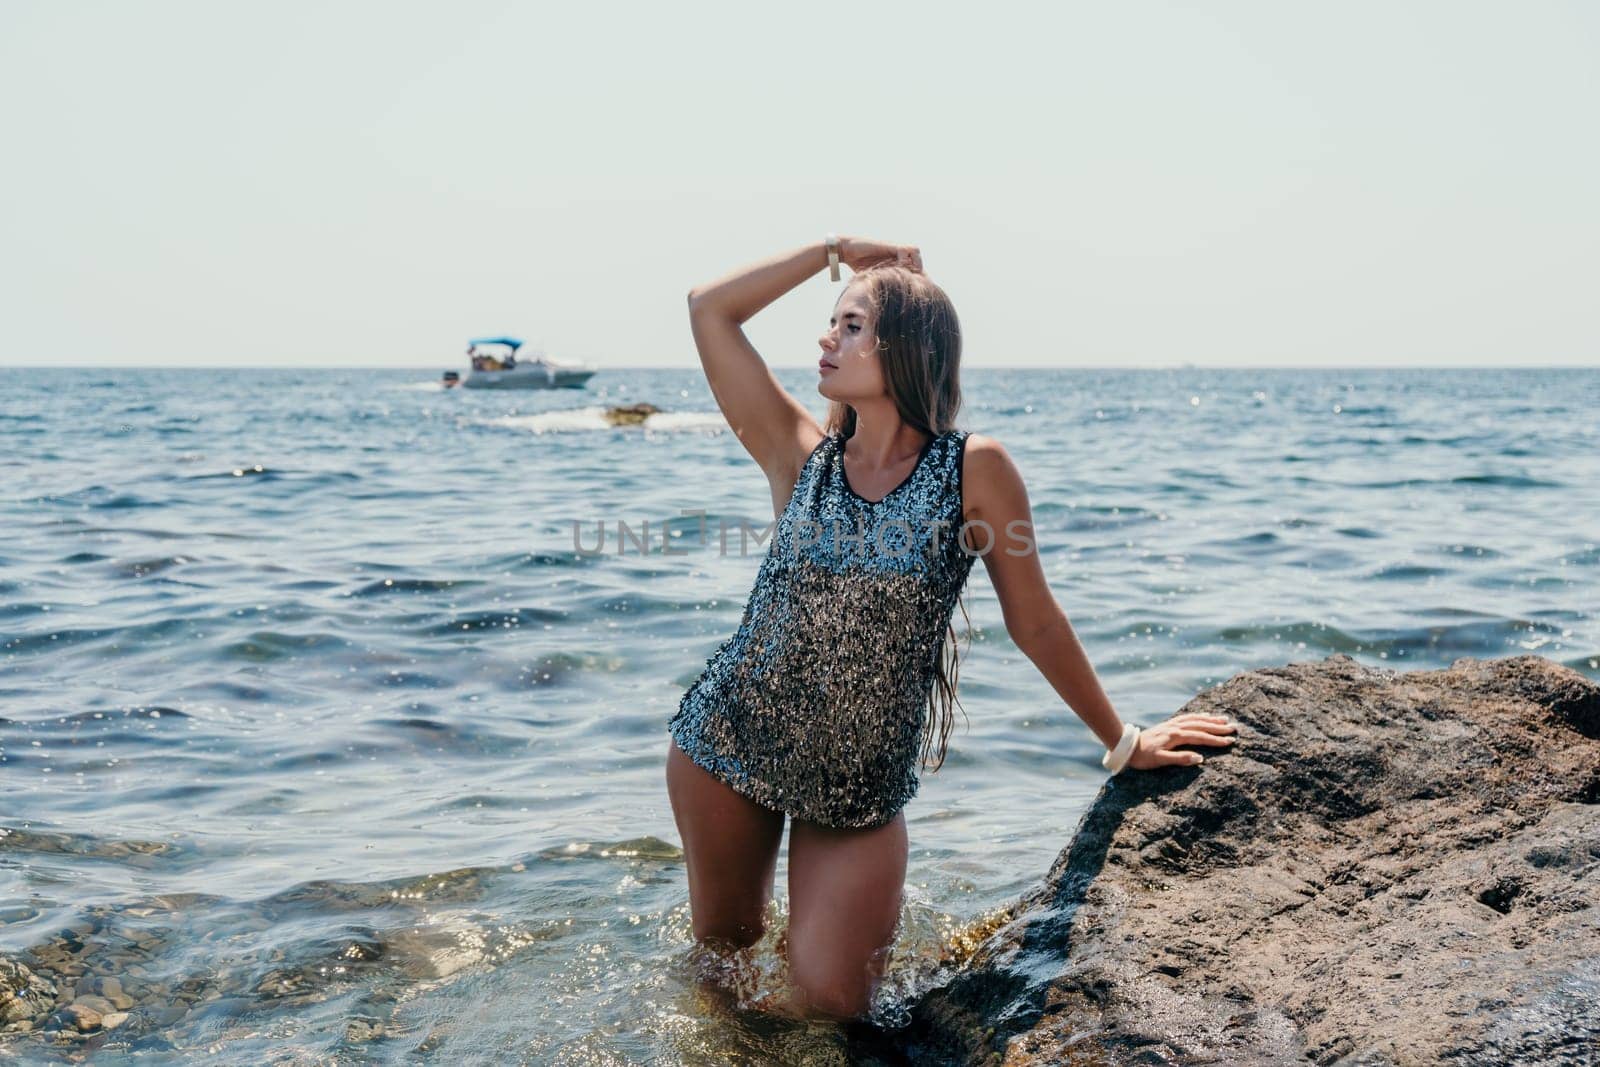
[2,366,1596,1061]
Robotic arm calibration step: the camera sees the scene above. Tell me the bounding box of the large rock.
[895,654,1600,1066]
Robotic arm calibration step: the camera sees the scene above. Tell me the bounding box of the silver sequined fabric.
[667,428,976,829]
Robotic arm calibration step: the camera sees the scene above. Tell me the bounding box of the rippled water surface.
[3,367,1597,1061]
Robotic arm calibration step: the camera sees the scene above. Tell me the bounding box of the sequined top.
[668,428,976,829]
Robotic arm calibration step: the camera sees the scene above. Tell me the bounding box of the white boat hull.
[462,365,596,390]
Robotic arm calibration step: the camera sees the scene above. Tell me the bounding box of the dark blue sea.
[2,366,1597,1062]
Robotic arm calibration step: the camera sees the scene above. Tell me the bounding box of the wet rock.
[415,1023,451,1053]
[344,1016,386,1042]
[384,927,483,979]
[0,958,57,1025]
[100,1010,130,1029]
[70,994,116,1015]
[898,654,1600,1066]
[57,1001,102,1032]
[254,967,321,1001]
[603,402,660,426]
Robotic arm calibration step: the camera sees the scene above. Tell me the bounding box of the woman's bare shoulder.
[959,432,1030,520]
[961,432,1023,480]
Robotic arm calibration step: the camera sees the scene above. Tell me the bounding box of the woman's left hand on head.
[838,237,922,274]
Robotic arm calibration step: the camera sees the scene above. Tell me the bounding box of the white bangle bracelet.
[825,233,841,281]
[1101,723,1141,774]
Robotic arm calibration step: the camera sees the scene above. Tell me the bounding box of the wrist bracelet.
[1101,722,1141,774]
[825,233,841,282]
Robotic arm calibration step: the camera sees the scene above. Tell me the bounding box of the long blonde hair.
[822,265,971,772]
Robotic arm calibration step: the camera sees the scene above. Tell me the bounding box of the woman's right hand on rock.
[838,237,923,274]
[1128,712,1237,770]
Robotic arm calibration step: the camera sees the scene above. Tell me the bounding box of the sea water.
[2,366,1596,1062]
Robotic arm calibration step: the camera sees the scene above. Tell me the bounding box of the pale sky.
[2,1,1596,368]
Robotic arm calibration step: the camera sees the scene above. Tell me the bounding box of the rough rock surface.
[894,654,1600,1066]
[1,958,57,1027]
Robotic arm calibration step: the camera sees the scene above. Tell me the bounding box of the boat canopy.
[469,336,524,350]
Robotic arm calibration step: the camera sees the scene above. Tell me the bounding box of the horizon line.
[3,362,1598,371]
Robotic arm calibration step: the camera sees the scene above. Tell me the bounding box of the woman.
[665,236,1237,1022]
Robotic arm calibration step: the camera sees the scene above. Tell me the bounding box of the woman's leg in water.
[784,811,908,1020]
[665,739,786,948]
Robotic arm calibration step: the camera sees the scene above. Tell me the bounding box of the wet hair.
[822,264,970,773]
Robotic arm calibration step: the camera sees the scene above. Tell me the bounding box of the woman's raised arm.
[686,242,831,484]
[686,237,921,485]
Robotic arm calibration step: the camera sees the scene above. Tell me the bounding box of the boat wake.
[477,408,727,434]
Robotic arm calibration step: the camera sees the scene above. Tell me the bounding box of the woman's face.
[817,283,886,401]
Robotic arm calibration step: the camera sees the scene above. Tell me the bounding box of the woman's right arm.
[963,434,1238,771]
[686,241,831,483]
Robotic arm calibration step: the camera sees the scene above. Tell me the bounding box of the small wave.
[589,590,697,618]
[1365,562,1450,581]
[111,555,195,579]
[219,630,350,662]
[1399,434,1484,446]
[479,407,726,434]
[50,704,192,725]
[640,410,727,431]
[369,669,455,690]
[352,577,477,598]
[363,716,526,756]
[0,825,188,868]
[415,609,544,637]
[481,409,613,433]
[1210,619,1366,653]
[267,864,508,910]
[266,748,360,773]
[1347,478,1430,489]
[1439,544,1505,560]
[1450,473,1564,489]
[484,549,599,571]
[49,486,161,510]
[2,624,116,653]
[535,836,683,864]
[187,465,278,481]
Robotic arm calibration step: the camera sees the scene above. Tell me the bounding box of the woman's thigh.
[665,739,786,947]
[785,811,908,1020]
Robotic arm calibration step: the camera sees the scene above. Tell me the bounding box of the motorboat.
[460,337,596,390]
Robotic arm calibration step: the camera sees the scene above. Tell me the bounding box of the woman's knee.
[786,936,888,1020]
[788,966,872,1020]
